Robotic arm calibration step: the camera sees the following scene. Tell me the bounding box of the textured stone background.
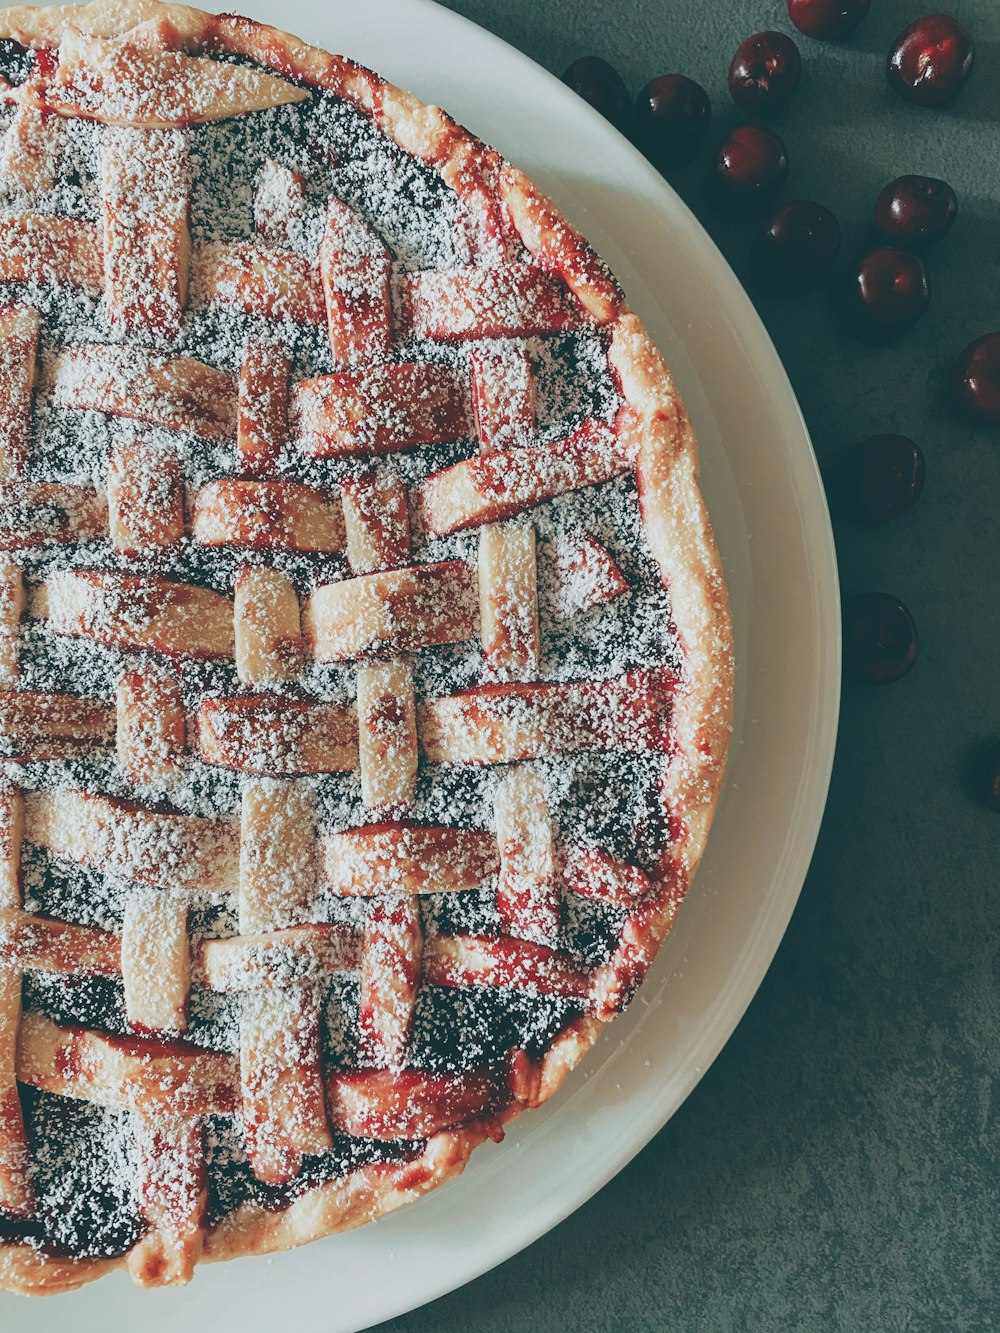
[376,1,999,1330]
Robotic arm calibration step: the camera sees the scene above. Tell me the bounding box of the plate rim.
[377,0,843,1274]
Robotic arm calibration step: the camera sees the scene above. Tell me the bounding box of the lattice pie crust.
[0,0,733,1294]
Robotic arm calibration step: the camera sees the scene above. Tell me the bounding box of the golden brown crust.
[0,0,733,1293]
[611,315,734,886]
[0,1243,121,1295]
[0,0,216,46]
[203,1122,490,1262]
[0,1008,602,1289]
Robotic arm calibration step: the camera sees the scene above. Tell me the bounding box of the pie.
[0,0,733,1295]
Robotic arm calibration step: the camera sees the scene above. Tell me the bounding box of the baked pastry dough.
[0,0,732,1293]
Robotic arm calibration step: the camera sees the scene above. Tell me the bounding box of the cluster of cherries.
[563,5,997,423]
[562,1,1000,802]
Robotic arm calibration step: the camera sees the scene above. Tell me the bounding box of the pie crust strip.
[0,0,733,1294]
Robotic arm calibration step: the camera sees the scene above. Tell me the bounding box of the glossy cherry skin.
[728,31,801,112]
[844,594,918,685]
[753,199,841,293]
[634,74,712,166]
[787,0,870,40]
[874,175,957,249]
[836,247,930,342]
[841,435,926,521]
[887,14,974,108]
[708,125,789,215]
[952,334,1000,423]
[561,56,631,133]
[0,38,31,82]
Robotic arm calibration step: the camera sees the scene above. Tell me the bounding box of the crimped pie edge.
[0,0,733,1294]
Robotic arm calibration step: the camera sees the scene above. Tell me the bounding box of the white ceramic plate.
[1,1,841,1329]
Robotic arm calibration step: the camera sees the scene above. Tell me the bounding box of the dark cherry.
[633,74,712,166]
[753,199,841,293]
[982,744,1000,812]
[844,594,918,685]
[561,56,631,133]
[887,14,974,108]
[787,0,870,40]
[841,434,926,521]
[952,333,1000,423]
[836,247,930,342]
[874,175,957,249]
[708,125,789,215]
[728,32,801,112]
[0,37,32,83]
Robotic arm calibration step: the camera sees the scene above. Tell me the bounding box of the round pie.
[0,0,733,1295]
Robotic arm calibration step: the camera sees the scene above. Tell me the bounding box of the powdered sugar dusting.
[0,36,685,1266]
